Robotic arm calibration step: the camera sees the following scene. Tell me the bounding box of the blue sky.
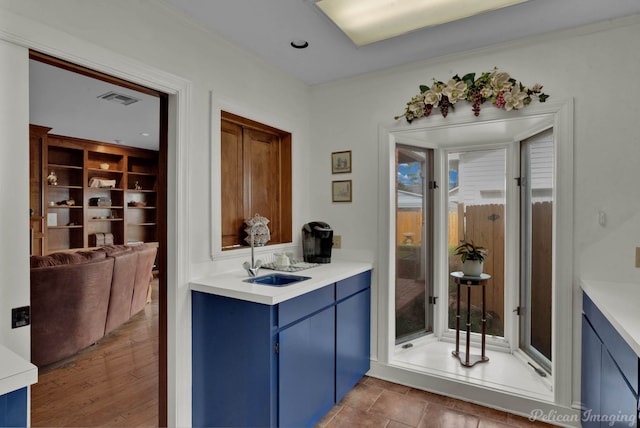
[398,162,420,185]
[397,162,421,186]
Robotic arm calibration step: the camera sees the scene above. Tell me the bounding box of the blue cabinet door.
[581,315,602,428]
[0,387,27,428]
[336,288,371,402]
[600,349,638,428]
[192,292,277,428]
[278,306,335,428]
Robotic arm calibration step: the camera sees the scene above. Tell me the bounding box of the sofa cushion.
[30,249,106,268]
[130,245,158,316]
[104,251,138,335]
[102,244,134,256]
[30,257,115,367]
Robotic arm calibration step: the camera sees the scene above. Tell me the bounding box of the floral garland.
[395,68,549,123]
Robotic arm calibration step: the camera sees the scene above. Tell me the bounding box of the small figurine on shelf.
[47,171,58,186]
[134,181,142,190]
[57,199,75,206]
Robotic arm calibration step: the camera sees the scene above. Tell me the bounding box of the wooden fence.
[397,202,552,342]
[396,211,461,246]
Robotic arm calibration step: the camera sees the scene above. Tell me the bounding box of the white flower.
[490,71,511,91]
[407,95,425,116]
[503,87,528,111]
[442,79,467,104]
[530,83,543,93]
[423,88,440,106]
[480,86,494,99]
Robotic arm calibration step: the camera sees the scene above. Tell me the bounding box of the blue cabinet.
[336,273,371,402]
[279,306,335,427]
[0,387,27,428]
[582,293,638,427]
[192,270,371,428]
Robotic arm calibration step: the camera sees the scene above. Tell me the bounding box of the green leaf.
[461,72,476,86]
[538,93,549,102]
[419,84,429,93]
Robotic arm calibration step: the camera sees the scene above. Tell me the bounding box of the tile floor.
[317,376,555,427]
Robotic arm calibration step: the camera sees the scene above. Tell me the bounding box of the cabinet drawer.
[583,293,639,394]
[279,284,335,327]
[336,270,371,301]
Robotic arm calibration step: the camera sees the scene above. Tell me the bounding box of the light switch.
[598,211,606,227]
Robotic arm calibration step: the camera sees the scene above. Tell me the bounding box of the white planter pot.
[462,260,483,277]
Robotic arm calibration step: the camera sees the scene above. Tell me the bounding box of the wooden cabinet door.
[244,127,282,243]
[220,121,245,248]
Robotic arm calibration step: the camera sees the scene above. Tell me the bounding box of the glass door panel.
[395,145,433,342]
[520,129,554,371]
[447,149,506,338]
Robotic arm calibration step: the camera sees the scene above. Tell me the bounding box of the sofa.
[30,243,157,367]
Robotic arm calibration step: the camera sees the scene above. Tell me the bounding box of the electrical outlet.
[636,247,640,268]
[11,306,30,329]
[333,235,342,249]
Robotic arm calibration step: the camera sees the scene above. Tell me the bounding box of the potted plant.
[454,241,488,276]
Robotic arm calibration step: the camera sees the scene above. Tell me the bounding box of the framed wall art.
[331,150,352,174]
[332,180,352,203]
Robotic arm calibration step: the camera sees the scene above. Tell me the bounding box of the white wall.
[0,38,30,358]
[0,1,312,425]
[3,0,640,422]
[308,14,640,411]
[310,16,640,280]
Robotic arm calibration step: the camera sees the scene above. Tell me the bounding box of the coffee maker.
[302,221,333,263]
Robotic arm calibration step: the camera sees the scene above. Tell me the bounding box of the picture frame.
[332,180,352,203]
[331,150,352,174]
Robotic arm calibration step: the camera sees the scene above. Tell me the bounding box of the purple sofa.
[30,243,157,367]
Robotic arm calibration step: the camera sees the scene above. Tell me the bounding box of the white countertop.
[190,260,373,305]
[0,345,38,396]
[581,279,640,356]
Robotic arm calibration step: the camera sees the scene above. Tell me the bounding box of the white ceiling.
[28,1,640,150]
[165,0,640,85]
[29,60,160,150]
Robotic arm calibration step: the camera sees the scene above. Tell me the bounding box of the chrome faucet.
[243,220,269,277]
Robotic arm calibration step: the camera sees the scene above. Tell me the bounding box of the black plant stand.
[450,271,491,367]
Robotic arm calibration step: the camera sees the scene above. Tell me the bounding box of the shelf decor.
[395,68,549,123]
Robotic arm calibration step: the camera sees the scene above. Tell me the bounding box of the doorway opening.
[28,51,168,426]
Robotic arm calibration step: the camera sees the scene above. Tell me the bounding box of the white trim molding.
[376,99,575,416]
[0,9,193,427]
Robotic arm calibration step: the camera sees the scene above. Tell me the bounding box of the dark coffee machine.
[302,221,333,263]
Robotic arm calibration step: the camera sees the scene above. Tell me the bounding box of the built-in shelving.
[31,125,159,253]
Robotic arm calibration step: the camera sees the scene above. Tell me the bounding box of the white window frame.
[377,99,574,407]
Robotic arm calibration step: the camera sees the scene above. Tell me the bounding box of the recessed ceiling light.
[140,132,150,137]
[290,40,310,49]
[315,0,528,46]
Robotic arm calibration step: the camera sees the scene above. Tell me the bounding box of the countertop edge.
[0,345,38,396]
[581,279,640,356]
[190,261,373,305]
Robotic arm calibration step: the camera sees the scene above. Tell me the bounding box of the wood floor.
[31,279,552,427]
[31,279,159,427]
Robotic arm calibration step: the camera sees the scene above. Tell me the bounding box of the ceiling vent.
[97,91,140,106]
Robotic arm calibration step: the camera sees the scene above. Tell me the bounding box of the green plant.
[453,241,488,263]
